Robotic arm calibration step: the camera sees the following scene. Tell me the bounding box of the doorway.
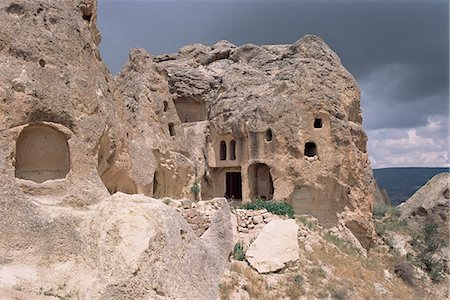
[226,172,242,200]
[248,163,274,200]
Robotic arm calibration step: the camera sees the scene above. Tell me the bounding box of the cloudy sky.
[97,0,449,169]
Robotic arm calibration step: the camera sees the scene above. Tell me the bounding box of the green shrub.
[243,199,295,218]
[373,203,388,219]
[298,215,318,230]
[233,242,245,261]
[190,181,200,201]
[294,274,303,286]
[411,222,446,282]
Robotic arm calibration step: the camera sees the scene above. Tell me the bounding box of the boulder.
[0,193,233,299]
[399,172,449,230]
[245,219,299,273]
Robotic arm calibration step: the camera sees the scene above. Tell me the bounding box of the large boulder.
[0,193,233,299]
[399,172,449,230]
[245,219,299,273]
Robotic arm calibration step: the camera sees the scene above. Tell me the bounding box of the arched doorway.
[248,163,274,200]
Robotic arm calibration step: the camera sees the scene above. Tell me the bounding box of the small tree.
[191,181,200,201]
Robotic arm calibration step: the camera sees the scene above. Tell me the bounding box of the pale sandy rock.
[383,231,413,257]
[384,269,393,281]
[157,35,377,246]
[0,193,232,299]
[246,220,299,273]
[253,215,263,224]
[399,173,449,230]
[0,288,58,300]
[1,0,378,297]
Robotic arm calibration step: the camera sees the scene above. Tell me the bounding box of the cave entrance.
[248,163,274,200]
[15,124,70,183]
[225,172,242,200]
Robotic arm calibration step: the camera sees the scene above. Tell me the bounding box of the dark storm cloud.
[97,0,449,167]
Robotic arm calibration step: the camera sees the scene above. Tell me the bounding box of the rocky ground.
[0,173,448,299]
[220,216,448,300]
[219,173,449,300]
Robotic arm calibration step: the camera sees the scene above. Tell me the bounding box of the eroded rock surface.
[0,193,233,299]
[0,0,378,298]
[399,172,449,229]
[245,219,299,273]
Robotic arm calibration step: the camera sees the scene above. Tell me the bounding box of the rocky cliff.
[0,0,379,298]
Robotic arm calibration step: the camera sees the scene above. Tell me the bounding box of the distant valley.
[373,167,449,206]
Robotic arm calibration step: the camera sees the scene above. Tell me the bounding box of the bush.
[411,222,446,282]
[190,181,200,201]
[243,199,295,218]
[373,203,388,219]
[233,242,245,261]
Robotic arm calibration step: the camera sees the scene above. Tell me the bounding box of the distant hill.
[373,167,449,206]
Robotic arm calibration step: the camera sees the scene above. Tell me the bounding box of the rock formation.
[0,0,379,298]
[245,219,299,273]
[151,36,376,246]
[399,172,449,230]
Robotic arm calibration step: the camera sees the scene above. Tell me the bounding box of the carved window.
[265,128,273,142]
[168,123,175,136]
[304,142,317,157]
[314,118,322,128]
[230,140,236,160]
[220,140,227,161]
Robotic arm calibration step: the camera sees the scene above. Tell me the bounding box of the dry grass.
[307,266,326,285]
[241,265,266,299]
[283,274,306,299]
[306,243,418,299]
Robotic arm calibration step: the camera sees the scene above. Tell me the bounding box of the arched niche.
[15,124,70,183]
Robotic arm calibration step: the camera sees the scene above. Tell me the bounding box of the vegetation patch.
[373,203,389,219]
[243,199,294,218]
[190,181,200,201]
[323,232,360,257]
[298,215,319,230]
[233,242,245,261]
[374,207,408,235]
[410,223,447,282]
[283,274,306,299]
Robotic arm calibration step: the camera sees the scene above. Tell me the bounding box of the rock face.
[0,1,231,299]
[151,36,376,243]
[246,219,299,273]
[1,193,233,299]
[0,0,377,297]
[399,172,449,230]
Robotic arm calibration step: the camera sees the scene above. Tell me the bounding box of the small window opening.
[168,123,175,136]
[230,140,236,160]
[265,128,273,142]
[314,118,322,128]
[304,142,317,157]
[220,140,227,161]
[163,101,169,112]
